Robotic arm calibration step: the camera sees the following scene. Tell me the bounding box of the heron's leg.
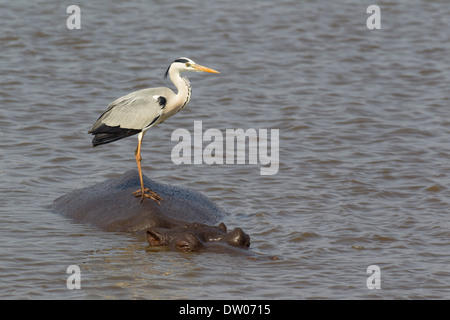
[134,133,146,194]
[132,132,163,204]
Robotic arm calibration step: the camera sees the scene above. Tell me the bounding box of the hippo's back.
[52,170,226,232]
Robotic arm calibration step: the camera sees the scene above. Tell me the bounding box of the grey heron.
[88,57,219,203]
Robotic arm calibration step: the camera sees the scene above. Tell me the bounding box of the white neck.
[169,67,191,109]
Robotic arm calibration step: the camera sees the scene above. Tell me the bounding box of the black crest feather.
[164,58,190,79]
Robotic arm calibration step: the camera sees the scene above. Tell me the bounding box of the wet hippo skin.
[52,170,251,253]
[147,222,250,252]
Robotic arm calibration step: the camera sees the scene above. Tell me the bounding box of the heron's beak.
[193,64,220,73]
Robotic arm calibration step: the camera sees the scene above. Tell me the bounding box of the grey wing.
[88,88,173,146]
[89,87,173,132]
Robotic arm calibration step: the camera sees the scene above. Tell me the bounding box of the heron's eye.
[185,63,191,67]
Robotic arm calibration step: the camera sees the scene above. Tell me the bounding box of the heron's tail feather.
[89,124,141,147]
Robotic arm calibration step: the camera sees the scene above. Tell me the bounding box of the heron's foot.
[133,188,163,204]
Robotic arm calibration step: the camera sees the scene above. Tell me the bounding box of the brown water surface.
[0,1,449,299]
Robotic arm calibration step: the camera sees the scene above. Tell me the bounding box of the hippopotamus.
[147,222,250,252]
[52,170,250,254]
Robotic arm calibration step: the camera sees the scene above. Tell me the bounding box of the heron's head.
[164,57,219,79]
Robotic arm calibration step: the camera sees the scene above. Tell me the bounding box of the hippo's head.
[146,222,250,252]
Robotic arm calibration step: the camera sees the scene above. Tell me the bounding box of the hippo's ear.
[218,222,227,232]
[146,229,163,246]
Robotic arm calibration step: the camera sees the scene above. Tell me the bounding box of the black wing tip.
[91,131,139,146]
[89,124,141,146]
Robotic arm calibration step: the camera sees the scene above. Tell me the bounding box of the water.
[1,0,449,299]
